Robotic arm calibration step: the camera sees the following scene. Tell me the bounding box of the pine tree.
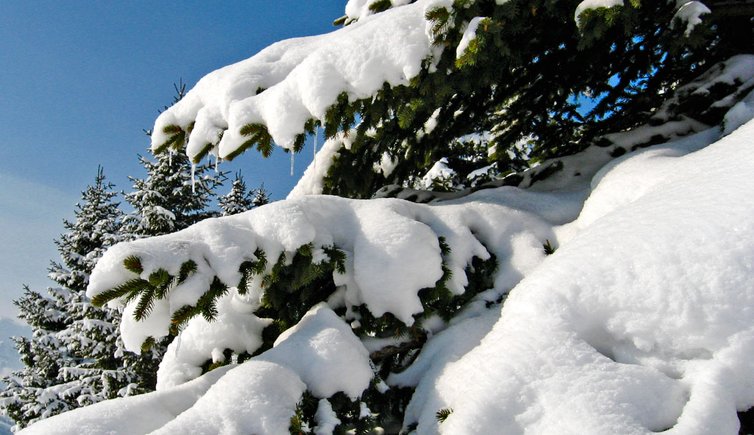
[122,151,223,237]
[218,172,268,216]
[251,183,270,208]
[0,168,139,429]
[32,2,753,433]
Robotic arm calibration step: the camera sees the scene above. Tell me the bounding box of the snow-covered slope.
[21,117,754,433]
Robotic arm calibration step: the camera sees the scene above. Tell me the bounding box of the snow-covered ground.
[20,110,754,433]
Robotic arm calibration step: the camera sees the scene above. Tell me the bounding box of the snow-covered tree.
[122,151,223,237]
[0,168,139,429]
[21,1,754,434]
[219,172,269,216]
[148,0,749,199]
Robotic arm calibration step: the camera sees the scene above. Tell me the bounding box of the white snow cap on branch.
[672,0,711,36]
[151,0,436,162]
[574,0,624,26]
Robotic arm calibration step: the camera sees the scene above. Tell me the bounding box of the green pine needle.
[436,407,453,423]
[123,255,144,274]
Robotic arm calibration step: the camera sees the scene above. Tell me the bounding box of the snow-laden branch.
[88,187,579,358]
[31,115,754,434]
[150,0,441,162]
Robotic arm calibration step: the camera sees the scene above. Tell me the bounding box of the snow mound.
[20,305,370,435]
[406,121,754,433]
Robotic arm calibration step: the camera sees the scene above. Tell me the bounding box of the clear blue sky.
[0,1,346,318]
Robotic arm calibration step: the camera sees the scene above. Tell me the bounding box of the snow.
[21,10,754,431]
[403,120,754,433]
[26,107,754,433]
[672,0,711,36]
[724,88,754,136]
[20,305,369,434]
[314,399,340,435]
[156,293,272,390]
[151,0,436,162]
[416,158,458,190]
[289,132,354,198]
[574,0,624,27]
[456,17,486,59]
[90,182,573,350]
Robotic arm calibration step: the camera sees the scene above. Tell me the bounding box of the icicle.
[174,331,182,357]
[191,162,196,194]
[313,127,318,170]
[215,154,220,173]
[290,150,295,176]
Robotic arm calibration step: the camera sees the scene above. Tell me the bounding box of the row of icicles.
[181,127,320,193]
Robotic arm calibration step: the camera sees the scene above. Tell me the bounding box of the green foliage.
[153,124,186,154]
[233,123,274,159]
[255,245,346,335]
[436,407,454,423]
[368,0,392,14]
[289,391,319,434]
[123,255,143,274]
[543,239,556,255]
[310,0,735,198]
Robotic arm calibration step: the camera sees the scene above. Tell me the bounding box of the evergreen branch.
[122,256,143,274]
[90,278,149,307]
[134,286,157,321]
[177,260,197,284]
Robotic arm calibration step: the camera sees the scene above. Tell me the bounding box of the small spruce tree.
[219,172,268,216]
[0,168,139,429]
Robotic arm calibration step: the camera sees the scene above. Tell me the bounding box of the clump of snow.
[723,88,754,135]
[574,0,624,27]
[456,17,486,59]
[314,399,341,434]
[416,157,458,190]
[153,361,305,435]
[262,304,372,399]
[156,293,272,390]
[672,0,711,36]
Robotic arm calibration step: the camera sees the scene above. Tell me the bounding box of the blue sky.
[0,1,346,318]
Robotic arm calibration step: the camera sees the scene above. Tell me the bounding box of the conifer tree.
[122,151,223,237]
[0,168,138,429]
[123,81,225,237]
[218,172,268,216]
[20,2,751,433]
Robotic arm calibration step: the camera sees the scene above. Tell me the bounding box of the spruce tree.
[219,172,269,216]
[0,168,138,429]
[122,150,222,237]
[123,80,224,237]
